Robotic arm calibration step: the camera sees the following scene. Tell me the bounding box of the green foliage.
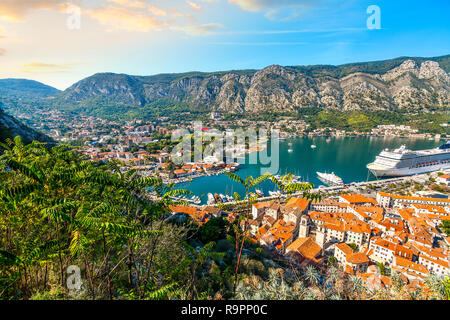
[303,108,450,134]
[327,255,338,267]
[199,217,231,244]
[0,137,193,300]
[440,220,450,235]
[0,79,60,99]
[376,263,391,276]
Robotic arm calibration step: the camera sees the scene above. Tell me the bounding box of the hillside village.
[170,191,450,292]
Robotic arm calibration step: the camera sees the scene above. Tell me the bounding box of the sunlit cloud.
[148,6,167,17]
[106,0,146,9]
[187,1,203,12]
[175,23,226,36]
[210,41,309,46]
[228,0,320,20]
[86,6,166,32]
[0,0,221,36]
[0,0,65,22]
[21,62,80,73]
[228,0,316,11]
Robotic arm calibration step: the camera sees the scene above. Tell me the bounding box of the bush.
[199,217,230,243]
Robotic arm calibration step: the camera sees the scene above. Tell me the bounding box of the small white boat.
[255,189,264,197]
[311,145,317,149]
[288,148,293,153]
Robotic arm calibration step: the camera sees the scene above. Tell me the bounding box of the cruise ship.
[316,172,343,185]
[367,141,450,177]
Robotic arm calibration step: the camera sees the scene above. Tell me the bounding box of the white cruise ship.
[367,141,450,177]
[316,172,343,185]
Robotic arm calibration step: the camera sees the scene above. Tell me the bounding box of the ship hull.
[367,162,450,178]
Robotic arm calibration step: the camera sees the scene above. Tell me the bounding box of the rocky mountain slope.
[0,107,53,144]
[37,55,450,113]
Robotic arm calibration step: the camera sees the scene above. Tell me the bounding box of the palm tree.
[223,172,272,297]
[269,173,320,206]
[425,274,450,300]
[348,275,365,299]
[304,265,320,287]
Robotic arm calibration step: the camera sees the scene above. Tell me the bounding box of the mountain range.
[1,55,449,115]
[0,79,60,100]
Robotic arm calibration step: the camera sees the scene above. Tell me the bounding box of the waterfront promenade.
[207,169,450,209]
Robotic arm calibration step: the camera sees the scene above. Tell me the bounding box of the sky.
[0,0,449,90]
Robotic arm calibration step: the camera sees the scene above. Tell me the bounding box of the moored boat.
[316,171,343,185]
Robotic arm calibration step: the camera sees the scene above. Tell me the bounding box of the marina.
[178,136,444,205]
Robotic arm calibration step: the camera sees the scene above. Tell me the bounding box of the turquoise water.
[178,136,444,204]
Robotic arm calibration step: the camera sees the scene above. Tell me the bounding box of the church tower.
[316,225,326,248]
[298,215,310,238]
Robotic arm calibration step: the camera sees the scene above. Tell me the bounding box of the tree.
[269,173,321,207]
[199,217,231,244]
[0,137,191,300]
[222,172,271,297]
[327,255,338,267]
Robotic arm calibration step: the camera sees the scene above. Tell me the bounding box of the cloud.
[228,0,319,20]
[210,41,309,46]
[148,6,167,17]
[187,1,203,12]
[0,0,65,22]
[228,0,315,11]
[0,0,224,36]
[86,6,166,32]
[0,48,5,56]
[106,0,146,9]
[20,62,79,73]
[177,23,226,36]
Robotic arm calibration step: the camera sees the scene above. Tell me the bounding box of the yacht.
[214,193,222,203]
[226,195,234,202]
[316,172,344,185]
[269,190,282,197]
[367,141,450,177]
[292,176,303,184]
[207,193,215,205]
